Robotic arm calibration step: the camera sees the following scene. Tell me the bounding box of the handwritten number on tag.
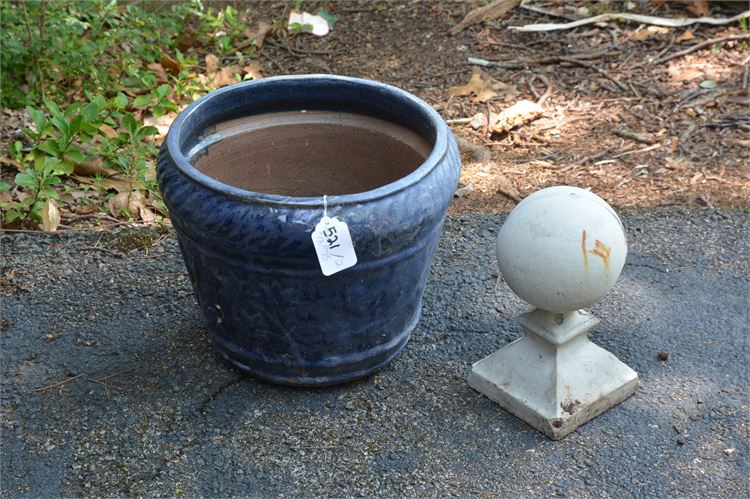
[312,217,357,276]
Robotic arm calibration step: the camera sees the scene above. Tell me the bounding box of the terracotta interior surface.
[192,111,433,197]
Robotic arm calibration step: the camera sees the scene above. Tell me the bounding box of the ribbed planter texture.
[157,75,460,386]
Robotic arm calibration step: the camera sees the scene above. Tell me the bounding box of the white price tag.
[311,216,357,276]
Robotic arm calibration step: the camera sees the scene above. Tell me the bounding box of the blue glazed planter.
[157,75,460,386]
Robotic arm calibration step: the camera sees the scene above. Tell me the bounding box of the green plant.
[132,84,179,118]
[0,0,207,108]
[1,95,159,224]
[99,114,158,195]
[2,97,105,222]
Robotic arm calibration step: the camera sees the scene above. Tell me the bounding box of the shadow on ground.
[1,209,748,496]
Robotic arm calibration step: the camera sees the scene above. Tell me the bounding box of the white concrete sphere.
[496,186,627,312]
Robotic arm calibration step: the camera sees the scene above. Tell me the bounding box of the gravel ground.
[1,209,748,497]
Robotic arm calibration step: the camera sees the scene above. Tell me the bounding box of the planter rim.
[165,74,449,207]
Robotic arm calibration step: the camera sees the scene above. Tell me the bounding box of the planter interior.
[192,111,433,197]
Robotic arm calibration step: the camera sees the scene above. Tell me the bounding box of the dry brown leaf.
[213,65,243,87]
[243,21,271,48]
[160,53,182,76]
[243,62,263,80]
[680,0,710,17]
[450,67,508,103]
[74,203,99,215]
[139,205,157,223]
[72,158,117,177]
[676,30,695,43]
[41,199,61,232]
[449,0,520,36]
[107,190,147,219]
[205,53,220,74]
[147,62,169,83]
[490,100,544,134]
[99,124,118,139]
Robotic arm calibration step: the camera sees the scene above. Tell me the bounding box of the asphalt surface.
[1,209,748,497]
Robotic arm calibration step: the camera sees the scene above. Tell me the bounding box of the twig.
[611,143,660,159]
[613,129,657,145]
[446,118,473,124]
[468,49,619,70]
[511,10,750,32]
[80,245,125,258]
[61,213,122,224]
[1,220,155,234]
[33,373,83,392]
[518,0,579,22]
[528,73,552,104]
[92,364,142,383]
[267,39,332,57]
[653,34,750,65]
[558,57,629,93]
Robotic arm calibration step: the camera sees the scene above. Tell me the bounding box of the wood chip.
[491,100,544,134]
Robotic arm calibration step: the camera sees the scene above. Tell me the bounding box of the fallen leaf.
[679,0,710,17]
[74,203,99,215]
[177,27,203,52]
[147,62,169,83]
[205,53,220,74]
[288,11,330,37]
[99,124,118,139]
[243,21,271,48]
[699,79,717,89]
[450,67,508,103]
[160,53,182,75]
[107,190,147,219]
[449,0,520,36]
[213,65,243,87]
[41,199,61,232]
[676,30,695,43]
[242,62,263,80]
[73,158,117,177]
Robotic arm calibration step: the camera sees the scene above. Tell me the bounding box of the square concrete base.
[469,309,639,440]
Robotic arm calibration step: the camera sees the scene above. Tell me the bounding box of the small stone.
[676,437,685,445]
[724,448,736,456]
[658,351,670,361]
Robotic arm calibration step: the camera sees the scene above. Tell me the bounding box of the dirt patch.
[243,1,749,212]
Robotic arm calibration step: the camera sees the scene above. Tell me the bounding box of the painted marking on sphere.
[590,240,611,274]
[581,230,588,270]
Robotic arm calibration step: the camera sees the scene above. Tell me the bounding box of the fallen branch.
[511,9,750,32]
[653,34,750,65]
[449,0,521,36]
[468,49,619,70]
